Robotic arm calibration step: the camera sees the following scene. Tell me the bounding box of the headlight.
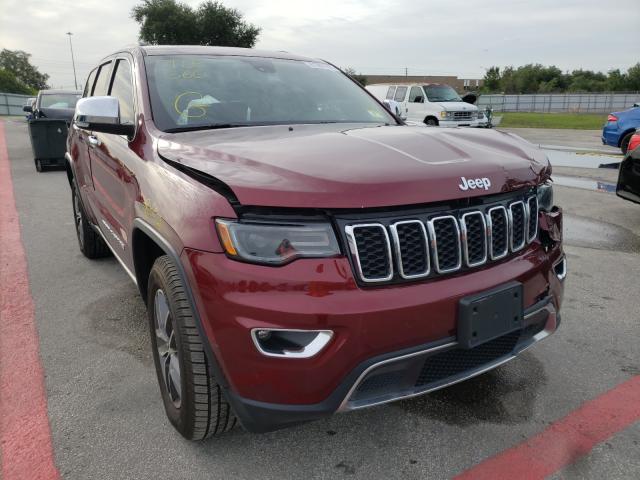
[215,219,340,265]
[537,183,554,211]
[440,111,448,119]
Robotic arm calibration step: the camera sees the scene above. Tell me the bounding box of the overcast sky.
[1,0,638,89]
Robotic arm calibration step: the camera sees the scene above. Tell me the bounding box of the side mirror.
[23,105,32,112]
[413,95,424,103]
[74,96,134,136]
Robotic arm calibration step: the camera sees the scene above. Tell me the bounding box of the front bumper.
[226,297,560,432]
[182,229,564,432]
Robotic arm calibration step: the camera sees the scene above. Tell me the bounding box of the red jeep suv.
[66,46,565,440]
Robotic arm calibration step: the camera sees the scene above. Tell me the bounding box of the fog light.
[256,329,271,340]
[251,329,333,358]
[553,256,567,281]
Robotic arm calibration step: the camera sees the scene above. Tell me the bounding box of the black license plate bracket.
[458,281,524,349]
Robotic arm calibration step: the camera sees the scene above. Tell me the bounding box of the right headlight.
[537,183,554,212]
[215,219,340,265]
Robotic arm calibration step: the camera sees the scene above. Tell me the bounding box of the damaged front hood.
[157,123,550,209]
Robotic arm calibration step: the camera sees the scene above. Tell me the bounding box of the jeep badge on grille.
[459,176,491,191]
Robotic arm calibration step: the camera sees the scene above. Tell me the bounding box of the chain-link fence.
[0,92,33,116]
[477,92,640,113]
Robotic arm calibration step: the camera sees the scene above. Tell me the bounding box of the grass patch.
[498,112,606,130]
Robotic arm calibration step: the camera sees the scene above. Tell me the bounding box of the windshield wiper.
[165,123,251,133]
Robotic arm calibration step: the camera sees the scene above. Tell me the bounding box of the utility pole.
[66,32,78,90]
[405,67,408,78]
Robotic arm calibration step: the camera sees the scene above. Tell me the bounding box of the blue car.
[602,105,640,153]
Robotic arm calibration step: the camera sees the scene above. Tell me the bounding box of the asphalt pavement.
[2,119,640,479]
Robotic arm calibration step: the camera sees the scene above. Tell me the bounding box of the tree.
[0,69,35,94]
[132,0,260,47]
[0,49,48,90]
[343,67,368,86]
[481,66,501,93]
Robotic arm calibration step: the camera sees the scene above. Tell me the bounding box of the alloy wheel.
[154,289,182,408]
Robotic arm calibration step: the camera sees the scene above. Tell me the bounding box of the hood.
[438,101,478,112]
[157,124,550,209]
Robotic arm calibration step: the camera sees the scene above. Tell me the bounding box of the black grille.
[432,217,460,271]
[489,208,508,258]
[415,331,520,387]
[345,194,535,284]
[510,202,526,249]
[395,222,428,276]
[352,225,391,280]
[527,197,538,242]
[463,213,486,265]
[351,371,401,401]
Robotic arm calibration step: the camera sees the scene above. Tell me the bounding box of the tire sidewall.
[621,132,632,154]
[147,261,193,437]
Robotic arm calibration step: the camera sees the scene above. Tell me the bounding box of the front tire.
[35,159,44,172]
[71,182,110,259]
[425,117,439,126]
[147,255,236,440]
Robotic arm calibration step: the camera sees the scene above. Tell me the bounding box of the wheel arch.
[131,219,233,392]
[424,115,439,126]
[618,128,636,147]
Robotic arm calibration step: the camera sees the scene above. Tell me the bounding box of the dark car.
[616,129,640,203]
[24,89,81,121]
[66,45,565,440]
[602,105,640,153]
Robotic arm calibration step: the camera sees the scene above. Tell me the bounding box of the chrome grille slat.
[390,220,430,279]
[345,224,393,282]
[526,196,538,243]
[427,215,462,274]
[487,206,509,260]
[345,193,539,284]
[509,201,527,252]
[460,211,487,267]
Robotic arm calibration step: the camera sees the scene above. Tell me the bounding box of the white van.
[366,83,480,127]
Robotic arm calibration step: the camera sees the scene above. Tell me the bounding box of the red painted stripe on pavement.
[454,375,640,480]
[0,121,60,480]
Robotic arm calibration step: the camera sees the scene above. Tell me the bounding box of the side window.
[394,86,408,102]
[92,61,113,96]
[385,86,396,100]
[409,86,424,103]
[83,69,97,98]
[109,59,135,125]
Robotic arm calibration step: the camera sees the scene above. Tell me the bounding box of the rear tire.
[147,255,236,440]
[620,132,633,154]
[71,182,110,259]
[35,159,44,172]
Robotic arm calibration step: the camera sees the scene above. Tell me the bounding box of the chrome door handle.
[88,135,100,147]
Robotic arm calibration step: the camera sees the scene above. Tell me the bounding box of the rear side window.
[409,86,424,102]
[109,59,135,125]
[394,86,408,102]
[93,62,113,96]
[83,69,97,98]
[385,86,396,99]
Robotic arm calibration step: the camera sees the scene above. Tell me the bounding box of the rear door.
[87,57,139,263]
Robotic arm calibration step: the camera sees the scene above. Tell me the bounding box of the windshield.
[145,55,396,131]
[40,94,80,109]
[423,85,462,103]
